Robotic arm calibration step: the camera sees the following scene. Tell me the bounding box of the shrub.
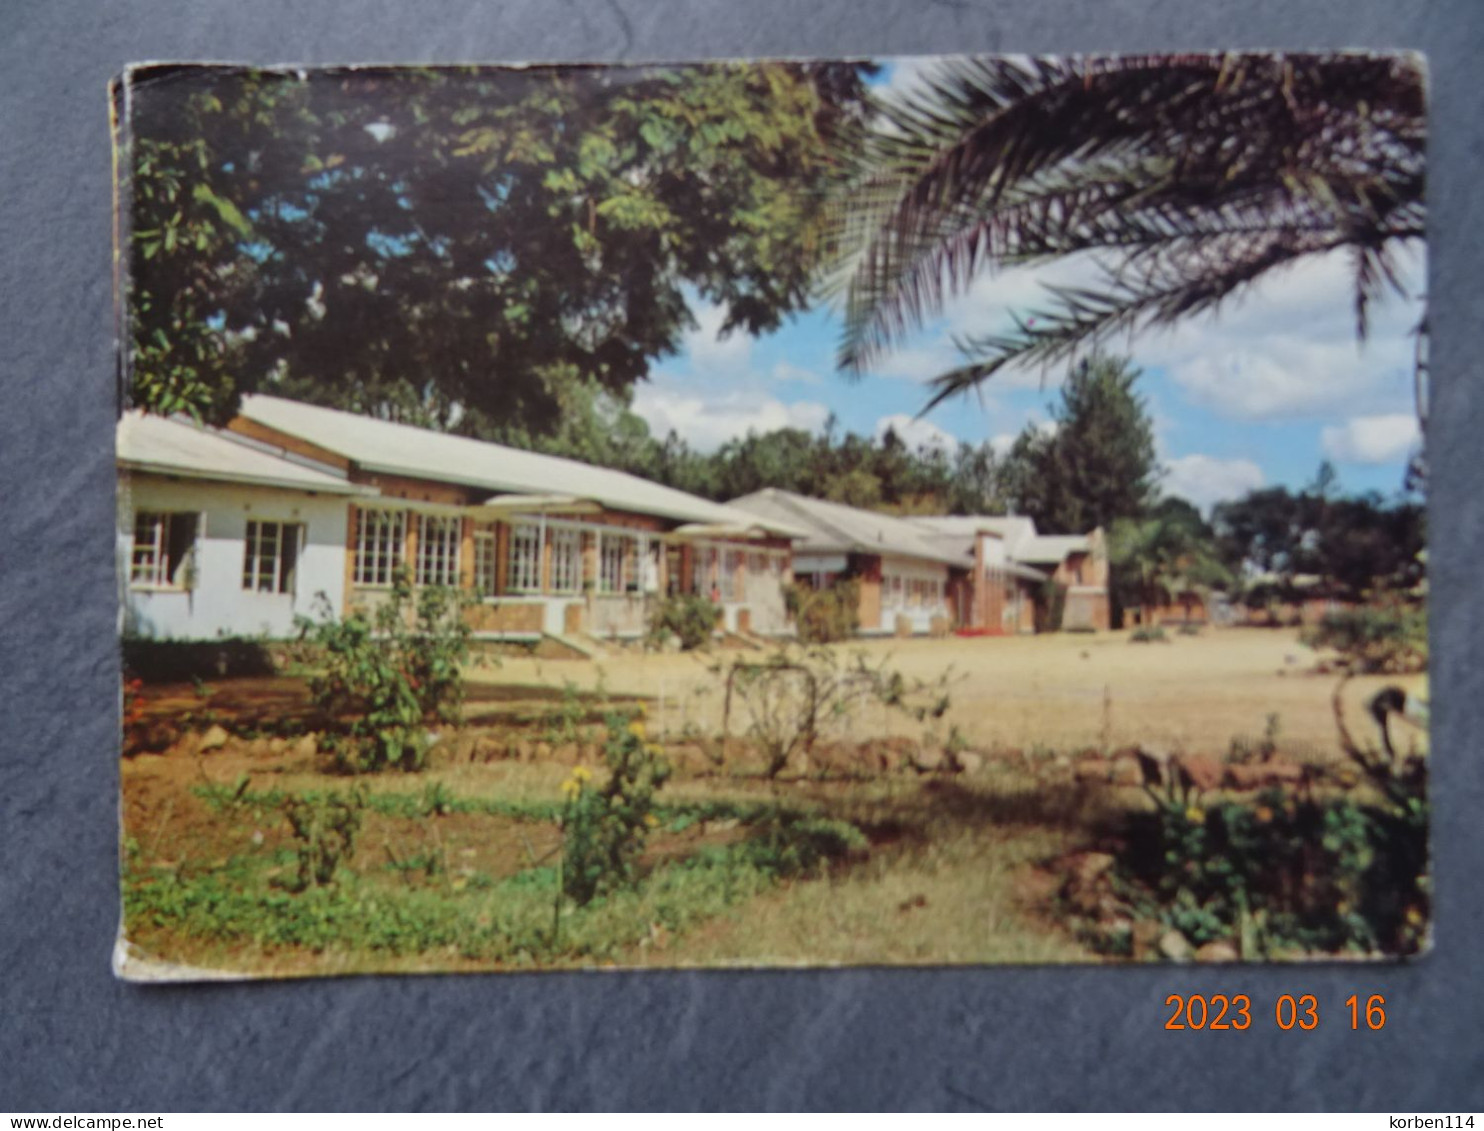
[1109,789,1427,957]
[558,712,671,906]
[1301,601,1427,673]
[785,579,860,644]
[296,568,472,772]
[1129,626,1167,643]
[282,788,365,889]
[647,594,720,651]
[717,644,957,777]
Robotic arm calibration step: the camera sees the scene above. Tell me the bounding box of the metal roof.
[911,515,1092,564]
[238,395,805,535]
[117,412,372,495]
[725,489,971,568]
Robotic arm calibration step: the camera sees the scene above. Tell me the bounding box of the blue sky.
[631,58,1426,515]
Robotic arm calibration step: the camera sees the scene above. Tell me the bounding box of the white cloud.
[681,302,752,374]
[1143,250,1424,422]
[769,360,822,385]
[1320,413,1422,465]
[632,381,829,451]
[1162,454,1265,512]
[875,413,953,452]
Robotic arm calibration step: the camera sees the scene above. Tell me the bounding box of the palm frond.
[830,51,1427,392]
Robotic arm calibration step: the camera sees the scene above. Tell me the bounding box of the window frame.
[506,521,542,594]
[242,518,304,596]
[352,507,406,588]
[416,513,462,588]
[130,510,200,591]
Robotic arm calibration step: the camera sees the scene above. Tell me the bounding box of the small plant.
[282,788,365,889]
[541,680,587,745]
[1228,712,1282,765]
[558,712,671,906]
[1129,626,1168,643]
[647,594,720,651]
[295,568,473,772]
[784,580,861,644]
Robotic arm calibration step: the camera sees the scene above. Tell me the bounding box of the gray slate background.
[2,0,1481,1112]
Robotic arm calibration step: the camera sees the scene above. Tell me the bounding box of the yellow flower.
[628,720,647,740]
[1255,806,1274,824]
[573,765,593,782]
[646,743,665,758]
[1185,806,1205,824]
[644,813,659,828]
[1406,907,1425,926]
[560,778,581,800]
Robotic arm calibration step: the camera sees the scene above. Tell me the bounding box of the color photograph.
[113,54,1429,979]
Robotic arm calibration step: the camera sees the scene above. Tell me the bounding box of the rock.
[911,744,946,773]
[1159,930,1193,962]
[1068,851,1116,886]
[1195,940,1240,963]
[291,734,319,761]
[1174,753,1224,793]
[1132,919,1164,960]
[198,724,230,753]
[1264,759,1305,783]
[1224,763,1263,791]
[955,751,985,775]
[552,743,580,766]
[533,742,553,762]
[1110,758,1143,787]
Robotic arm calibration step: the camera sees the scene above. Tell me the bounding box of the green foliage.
[737,815,868,877]
[282,788,365,889]
[1112,790,1428,957]
[1110,499,1232,626]
[829,54,1424,400]
[1214,481,1425,604]
[998,355,1158,534]
[1301,602,1428,674]
[647,594,720,651]
[126,63,873,428]
[295,569,472,772]
[785,579,861,644]
[559,714,672,906]
[1129,626,1167,643]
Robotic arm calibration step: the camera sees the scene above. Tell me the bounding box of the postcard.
[112,54,1429,979]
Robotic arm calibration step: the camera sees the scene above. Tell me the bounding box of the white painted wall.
[119,473,351,640]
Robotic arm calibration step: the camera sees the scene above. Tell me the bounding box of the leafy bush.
[1111,789,1427,956]
[739,815,868,877]
[282,788,365,889]
[785,579,861,643]
[296,568,472,772]
[1301,601,1427,673]
[559,712,672,906]
[647,594,720,650]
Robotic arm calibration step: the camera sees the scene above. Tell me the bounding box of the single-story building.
[118,411,375,640]
[905,516,1049,634]
[228,396,804,641]
[725,489,970,636]
[927,515,1111,632]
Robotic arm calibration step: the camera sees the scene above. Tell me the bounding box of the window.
[720,549,741,602]
[417,514,461,587]
[506,522,541,592]
[131,511,198,589]
[353,508,404,587]
[691,546,717,596]
[242,520,302,594]
[599,532,634,594]
[472,530,496,595]
[550,528,581,593]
